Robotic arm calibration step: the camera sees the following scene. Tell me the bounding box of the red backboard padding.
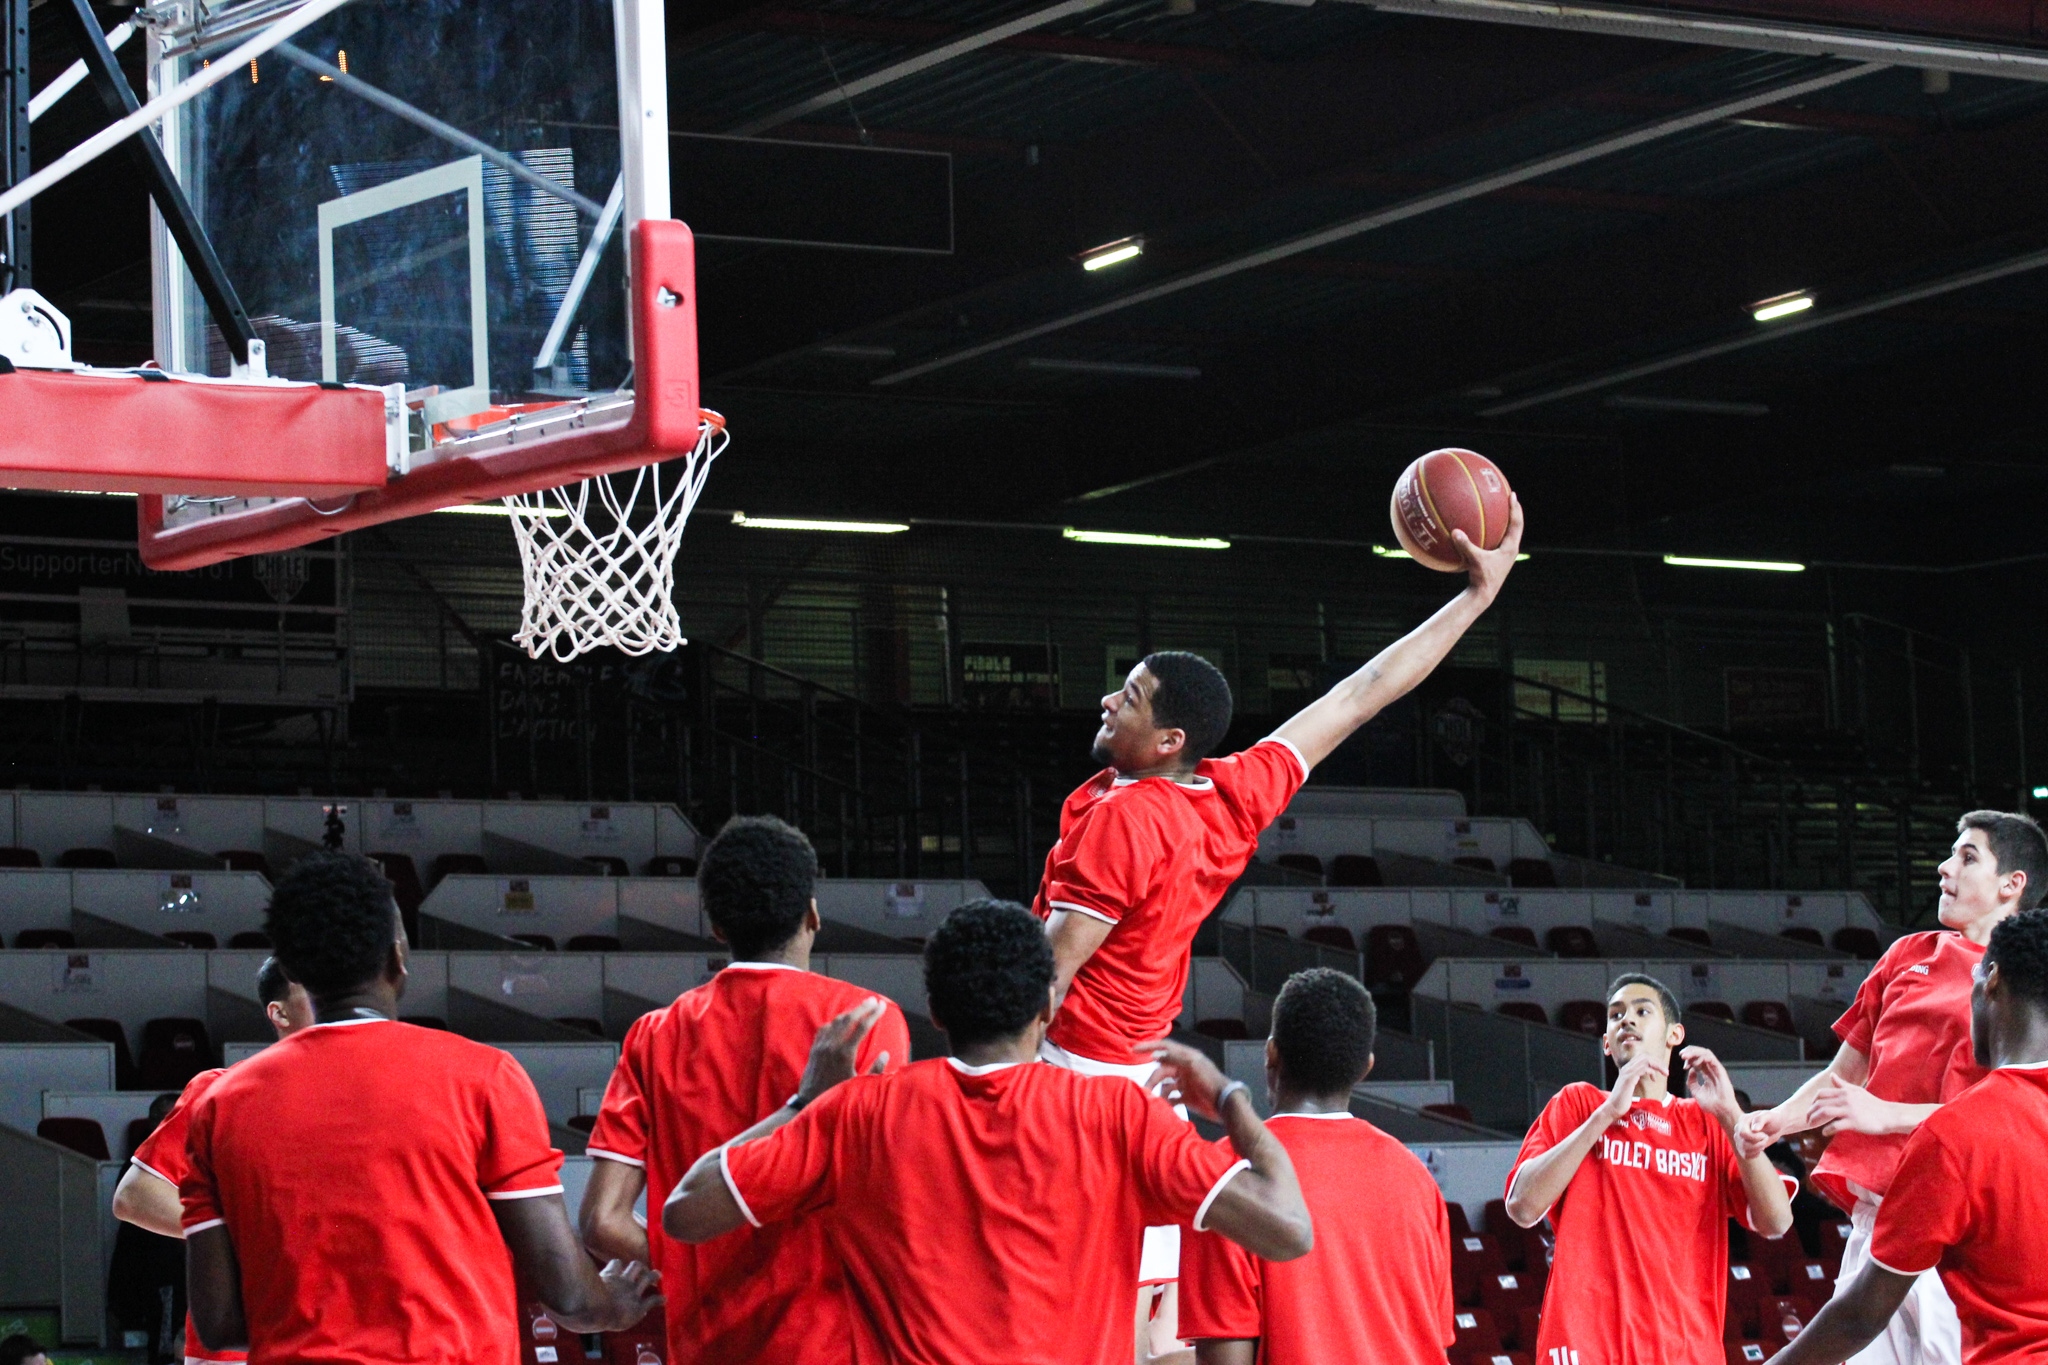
[0,368,387,497]
[135,219,703,571]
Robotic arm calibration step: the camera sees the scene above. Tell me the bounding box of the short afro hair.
[700,816,818,958]
[265,853,399,999]
[1142,651,1233,764]
[1271,968,1376,1094]
[924,899,1053,1049]
[256,956,298,1007]
[1958,810,2048,911]
[1988,908,2048,1005]
[1608,972,1681,1028]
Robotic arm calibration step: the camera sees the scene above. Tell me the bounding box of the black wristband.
[785,1091,808,1112]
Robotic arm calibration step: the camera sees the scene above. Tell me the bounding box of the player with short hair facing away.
[111,957,313,1365]
[1505,974,1797,1365]
[1737,811,2047,1365]
[580,815,909,1364]
[181,853,661,1365]
[661,899,1314,1365]
[1179,968,1454,1365]
[1768,908,2048,1365]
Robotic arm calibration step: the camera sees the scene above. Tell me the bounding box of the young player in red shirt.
[1738,811,2047,1365]
[181,854,661,1365]
[1769,907,2048,1365]
[1179,967,1454,1365]
[579,815,910,1364]
[110,957,314,1365]
[1034,499,1522,1328]
[1505,973,1797,1365]
[662,898,1314,1365]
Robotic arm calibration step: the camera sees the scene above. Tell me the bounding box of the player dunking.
[1738,811,2048,1365]
[1033,498,1522,1317]
[580,816,910,1364]
[1505,974,1796,1365]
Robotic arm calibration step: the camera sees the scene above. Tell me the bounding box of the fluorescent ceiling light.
[1376,544,1529,561]
[1080,237,1144,272]
[1021,358,1199,379]
[1063,528,1228,550]
[2034,786,2048,801]
[731,512,908,534]
[436,502,568,517]
[1663,554,1804,573]
[1751,291,1814,322]
[1605,395,1769,417]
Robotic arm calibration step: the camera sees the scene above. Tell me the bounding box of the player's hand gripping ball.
[1390,448,1514,572]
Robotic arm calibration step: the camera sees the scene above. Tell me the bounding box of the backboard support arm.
[54,0,259,368]
[2,0,27,291]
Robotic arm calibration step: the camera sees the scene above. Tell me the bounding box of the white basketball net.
[505,414,727,661]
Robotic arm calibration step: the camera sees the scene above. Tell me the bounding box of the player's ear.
[1156,726,1186,758]
[1360,1051,1376,1082]
[1042,985,1057,1022]
[804,899,821,933]
[1667,1018,1685,1048]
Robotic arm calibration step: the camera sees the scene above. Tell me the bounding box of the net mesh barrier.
[505,412,727,661]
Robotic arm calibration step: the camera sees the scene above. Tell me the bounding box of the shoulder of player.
[1873,929,1948,973]
[1549,1080,1609,1113]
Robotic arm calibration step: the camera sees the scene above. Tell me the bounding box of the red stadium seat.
[1668,926,1714,947]
[217,849,274,877]
[1741,1001,1798,1036]
[1726,1344,1771,1365]
[0,846,41,867]
[1452,1308,1502,1355]
[1365,924,1428,995]
[1556,1000,1606,1035]
[603,1300,666,1365]
[1819,1219,1853,1264]
[1447,1202,1472,1236]
[1302,924,1357,953]
[1779,927,1825,948]
[1544,926,1599,959]
[1195,1018,1250,1041]
[138,1017,213,1090]
[164,931,217,950]
[1479,1271,1538,1322]
[1507,858,1558,888]
[583,855,630,877]
[1726,1266,1765,1342]
[1328,854,1383,887]
[229,931,273,949]
[1832,927,1882,958]
[36,1116,109,1160]
[1425,1102,1477,1124]
[1794,1260,1835,1297]
[1496,1001,1548,1025]
[1451,1233,1507,1304]
[1275,853,1324,882]
[66,1016,138,1087]
[645,856,697,877]
[1488,925,1539,949]
[1513,1305,1542,1354]
[15,928,76,949]
[1764,1298,1810,1343]
[1690,1001,1737,1022]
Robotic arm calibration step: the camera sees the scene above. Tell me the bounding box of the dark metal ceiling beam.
[747,8,1240,71]
[1351,0,2048,83]
[869,59,1884,387]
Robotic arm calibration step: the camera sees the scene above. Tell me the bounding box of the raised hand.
[1452,493,1524,605]
[1807,1073,1893,1137]
[1734,1106,1788,1159]
[592,1258,663,1331]
[794,997,889,1109]
[1145,1039,1236,1121]
[1599,1051,1667,1123]
[1681,1046,1744,1132]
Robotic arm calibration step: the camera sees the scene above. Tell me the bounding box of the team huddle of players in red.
[106,494,2048,1365]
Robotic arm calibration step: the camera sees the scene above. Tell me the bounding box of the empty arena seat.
[645,856,697,877]
[137,1017,212,1090]
[1741,1001,1798,1035]
[1451,1233,1507,1303]
[65,1017,137,1087]
[402,1015,450,1030]
[229,931,273,949]
[0,846,40,867]
[1726,1344,1770,1365]
[1513,1306,1542,1354]
[1425,1102,1476,1123]
[429,852,489,887]
[1274,853,1324,881]
[1556,1000,1606,1035]
[15,928,75,948]
[1327,854,1383,887]
[1832,927,1881,958]
[1793,1260,1833,1297]
[1454,856,1498,874]
[554,1017,604,1036]
[36,1116,110,1160]
[566,934,623,953]
[583,855,630,877]
[1364,924,1428,995]
[1488,924,1539,949]
[1689,1001,1737,1022]
[1668,926,1714,947]
[512,934,558,952]
[1302,924,1357,953]
[1446,1202,1472,1235]
[216,849,273,877]
[1496,1002,1548,1026]
[56,847,117,869]
[1507,858,1558,888]
[164,931,217,950]
[1544,926,1599,959]
[1195,1018,1251,1041]
[1479,1271,1538,1321]
[1819,1219,1852,1265]
[1452,1308,1502,1356]
[1779,926,1825,947]
[602,1302,666,1365]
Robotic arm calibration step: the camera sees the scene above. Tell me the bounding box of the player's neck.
[737,941,810,971]
[1271,1084,1352,1116]
[1113,759,1200,784]
[1990,1007,2048,1068]
[311,984,399,1023]
[952,1032,1039,1068]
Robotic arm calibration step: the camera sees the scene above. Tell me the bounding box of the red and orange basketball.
[1389,448,1513,572]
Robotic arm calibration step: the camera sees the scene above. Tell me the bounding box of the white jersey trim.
[307,1015,392,1028]
[184,1217,225,1234]
[1269,1109,1355,1121]
[719,1144,763,1228]
[1192,1159,1252,1233]
[945,1056,1025,1076]
[1869,1251,1936,1278]
[188,1355,244,1364]
[2000,1057,2048,1070]
[485,1184,565,1201]
[131,1157,175,1185]
[1048,899,1117,926]
[1260,735,1311,784]
[586,1148,646,1168]
[721,960,802,973]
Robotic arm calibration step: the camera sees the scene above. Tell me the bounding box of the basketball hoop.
[504,410,726,661]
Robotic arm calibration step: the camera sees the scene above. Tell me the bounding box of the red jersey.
[1180,1112,1454,1365]
[132,1068,241,1365]
[1033,737,1307,1063]
[181,1019,563,1365]
[1816,930,1987,1210]
[587,962,909,1365]
[722,1056,1247,1365]
[1870,1063,2048,1364]
[1511,1084,1790,1365]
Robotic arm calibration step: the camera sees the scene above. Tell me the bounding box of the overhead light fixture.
[436,502,568,517]
[1080,236,1144,272]
[1063,528,1228,550]
[1605,395,1769,417]
[1663,554,1805,573]
[1021,358,1199,379]
[1751,291,1814,323]
[1376,544,1528,562]
[730,512,908,534]
[2033,786,2048,801]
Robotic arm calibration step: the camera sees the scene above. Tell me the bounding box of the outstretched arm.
[1685,1046,1795,1239]
[1770,1262,1916,1365]
[1149,1042,1312,1262]
[579,1157,650,1264]
[1273,499,1522,771]
[112,1164,186,1239]
[1505,1054,1662,1227]
[1734,1042,1940,1158]
[493,1193,663,1332]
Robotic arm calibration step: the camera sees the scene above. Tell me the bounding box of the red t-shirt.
[1870,1064,2048,1364]
[1815,930,1987,1210]
[132,1068,241,1365]
[1180,1112,1454,1365]
[1032,738,1307,1064]
[722,1056,1247,1365]
[1510,1084,1790,1365]
[181,1019,563,1365]
[587,962,909,1365]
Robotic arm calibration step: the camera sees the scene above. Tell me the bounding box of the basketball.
[1389,448,1514,572]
